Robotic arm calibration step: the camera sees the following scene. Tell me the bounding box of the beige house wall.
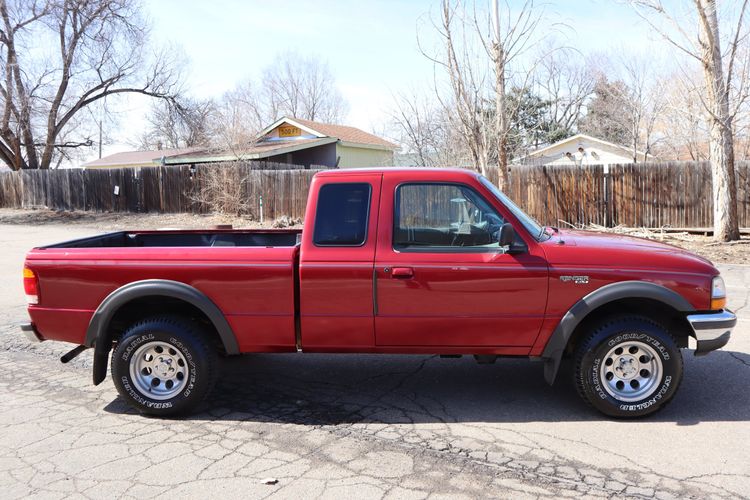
[336,144,394,168]
[528,137,645,167]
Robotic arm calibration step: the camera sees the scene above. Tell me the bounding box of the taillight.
[23,267,39,305]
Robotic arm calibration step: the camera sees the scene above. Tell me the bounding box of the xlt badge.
[560,275,589,284]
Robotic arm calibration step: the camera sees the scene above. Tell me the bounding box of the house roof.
[84,117,396,169]
[82,147,204,168]
[525,133,645,158]
[259,117,398,150]
[164,138,338,164]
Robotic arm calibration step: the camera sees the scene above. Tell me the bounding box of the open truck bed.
[42,228,301,249]
[26,228,303,354]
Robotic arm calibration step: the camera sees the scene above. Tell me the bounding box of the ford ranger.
[21,168,736,418]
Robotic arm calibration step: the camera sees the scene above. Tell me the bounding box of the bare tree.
[579,77,632,145]
[263,52,348,124]
[611,52,669,161]
[388,89,445,167]
[419,0,550,189]
[534,46,597,138]
[211,82,266,156]
[488,0,546,190]
[651,71,709,160]
[138,97,214,150]
[420,1,493,177]
[0,0,183,170]
[211,53,349,156]
[631,0,749,241]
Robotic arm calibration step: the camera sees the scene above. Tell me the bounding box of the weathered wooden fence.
[0,160,748,228]
[508,160,750,228]
[0,161,323,220]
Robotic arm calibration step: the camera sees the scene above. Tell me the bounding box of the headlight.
[710,276,726,310]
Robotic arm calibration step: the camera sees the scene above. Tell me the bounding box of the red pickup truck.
[21,168,736,418]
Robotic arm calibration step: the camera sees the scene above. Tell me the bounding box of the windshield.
[478,175,547,241]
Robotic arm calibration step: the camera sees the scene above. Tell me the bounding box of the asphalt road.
[1,223,748,499]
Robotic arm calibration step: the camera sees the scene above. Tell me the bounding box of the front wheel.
[574,316,683,418]
[111,316,218,417]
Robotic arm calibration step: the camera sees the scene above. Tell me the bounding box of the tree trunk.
[708,117,739,240]
[492,0,509,192]
[698,0,740,241]
[496,57,509,191]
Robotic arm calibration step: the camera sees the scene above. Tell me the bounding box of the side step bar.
[61,345,89,364]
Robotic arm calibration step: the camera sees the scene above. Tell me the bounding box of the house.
[82,117,397,169]
[80,147,204,169]
[521,133,647,168]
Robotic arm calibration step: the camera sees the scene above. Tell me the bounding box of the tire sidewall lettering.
[592,332,673,411]
[120,333,154,362]
[578,320,682,417]
[114,325,206,414]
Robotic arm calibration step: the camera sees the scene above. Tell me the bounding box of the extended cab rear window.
[313,183,372,246]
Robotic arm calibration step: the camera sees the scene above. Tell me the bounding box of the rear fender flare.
[541,280,694,385]
[86,279,239,385]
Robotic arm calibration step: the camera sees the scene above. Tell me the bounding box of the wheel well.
[106,296,225,354]
[564,298,693,356]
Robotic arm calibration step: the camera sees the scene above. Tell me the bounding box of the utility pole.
[98,120,103,159]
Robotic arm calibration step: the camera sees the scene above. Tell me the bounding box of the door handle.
[391,267,414,279]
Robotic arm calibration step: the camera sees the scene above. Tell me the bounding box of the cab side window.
[313,183,372,246]
[394,183,505,251]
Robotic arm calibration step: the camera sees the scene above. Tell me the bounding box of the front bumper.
[686,310,736,356]
[20,323,43,343]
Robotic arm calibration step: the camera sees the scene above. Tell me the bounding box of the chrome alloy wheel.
[129,341,189,400]
[599,340,663,402]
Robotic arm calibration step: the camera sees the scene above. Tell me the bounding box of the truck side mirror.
[499,223,515,246]
[498,223,527,254]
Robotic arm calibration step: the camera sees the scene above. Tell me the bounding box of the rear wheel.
[111,316,218,417]
[574,316,683,418]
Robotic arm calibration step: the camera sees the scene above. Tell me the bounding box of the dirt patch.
[1,208,747,264]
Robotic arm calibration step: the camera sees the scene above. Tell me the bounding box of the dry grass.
[188,167,252,216]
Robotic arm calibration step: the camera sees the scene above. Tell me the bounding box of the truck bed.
[41,229,302,249]
[26,228,302,352]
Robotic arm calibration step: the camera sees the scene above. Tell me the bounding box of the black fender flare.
[540,280,694,385]
[87,279,239,385]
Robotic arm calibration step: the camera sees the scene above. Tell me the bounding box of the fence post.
[604,164,611,227]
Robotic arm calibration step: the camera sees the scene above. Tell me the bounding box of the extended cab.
[21,168,736,418]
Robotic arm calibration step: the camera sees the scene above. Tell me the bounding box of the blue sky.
[100,0,664,159]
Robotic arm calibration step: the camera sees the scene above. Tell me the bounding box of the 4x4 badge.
[560,275,589,284]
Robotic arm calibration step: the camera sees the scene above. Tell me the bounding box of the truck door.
[298,173,382,350]
[373,173,548,348]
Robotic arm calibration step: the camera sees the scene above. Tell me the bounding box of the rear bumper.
[20,322,43,343]
[686,310,736,355]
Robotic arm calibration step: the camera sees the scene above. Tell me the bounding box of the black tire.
[574,315,683,418]
[111,316,218,417]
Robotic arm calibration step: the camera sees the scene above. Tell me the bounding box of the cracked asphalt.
[1,223,748,499]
